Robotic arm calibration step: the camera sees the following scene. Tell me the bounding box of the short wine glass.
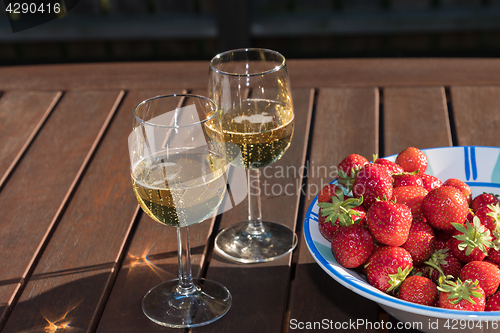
[209,48,298,263]
[128,94,231,327]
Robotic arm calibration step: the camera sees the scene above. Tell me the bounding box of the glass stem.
[176,226,197,295]
[246,168,265,235]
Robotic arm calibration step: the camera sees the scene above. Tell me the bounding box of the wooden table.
[1,58,500,333]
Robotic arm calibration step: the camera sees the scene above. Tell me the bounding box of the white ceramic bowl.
[304,146,500,333]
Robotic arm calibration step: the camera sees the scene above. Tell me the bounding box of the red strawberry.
[484,259,500,267]
[488,248,500,265]
[434,230,454,250]
[318,193,365,242]
[399,275,437,306]
[460,261,500,297]
[422,185,469,231]
[392,186,428,219]
[366,200,412,246]
[318,214,339,242]
[475,203,500,232]
[338,153,369,175]
[336,154,369,191]
[318,207,366,242]
[395,147,428,175]
[393,173,423,188]
[420,174,443,192]
[374,157,404,174]
[353,163,393,210]
[401,218,435,265]
[466,209,475,224]
[318,183,343,203]
[472,193,500,213]
[423,248,462,283]
[438,278,486,311]
[443,178,472,206]
[365,246,413,293]
[450,216,494,263]
[331,224,374,268]
[486,292,500,311]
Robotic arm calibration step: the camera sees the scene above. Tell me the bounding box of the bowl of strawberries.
[304,146,500,333]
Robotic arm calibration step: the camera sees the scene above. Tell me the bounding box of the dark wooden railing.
[1,0,500,64]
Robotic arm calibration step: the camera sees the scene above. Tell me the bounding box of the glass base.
[142,278,232,328]
[214,221,298,263]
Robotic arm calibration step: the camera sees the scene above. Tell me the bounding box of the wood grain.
[1,87,130,333]
[0,90,61,189]
[3,59,500,91]
[383,86,452,156]
[450,86,500,147]
[0,90,123,329]
[289,87,380,333]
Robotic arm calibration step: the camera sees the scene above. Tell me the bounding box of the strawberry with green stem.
[475,203,500,232]
[438,278,486,311]
[365,246,413,294]
[317,189,365,242]
[318,183,343,203]
[423,248,462,283]
[336,154,368,193]
[450,216,494,263]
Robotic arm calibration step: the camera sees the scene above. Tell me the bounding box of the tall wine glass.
[209,48,297,263]
[128,94,231,327]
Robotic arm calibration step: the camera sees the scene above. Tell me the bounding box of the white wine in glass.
[128,94,231,328]
[209,48,298,263]
[220,99,294,169]
[132,149,227,227]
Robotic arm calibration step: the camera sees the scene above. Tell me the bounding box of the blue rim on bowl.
[304,146,500,320]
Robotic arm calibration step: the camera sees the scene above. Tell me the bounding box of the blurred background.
[1,0,500,66]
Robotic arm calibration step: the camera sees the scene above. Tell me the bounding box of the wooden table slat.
[3,59,500,91]
[383,86,452,156]
[451,86,500,147]
[0,90,123,330]
[0,90,62,189]
[289,87,381,332]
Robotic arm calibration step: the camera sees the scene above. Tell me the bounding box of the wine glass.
[128,94,231,328]
[209,48,298,263]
